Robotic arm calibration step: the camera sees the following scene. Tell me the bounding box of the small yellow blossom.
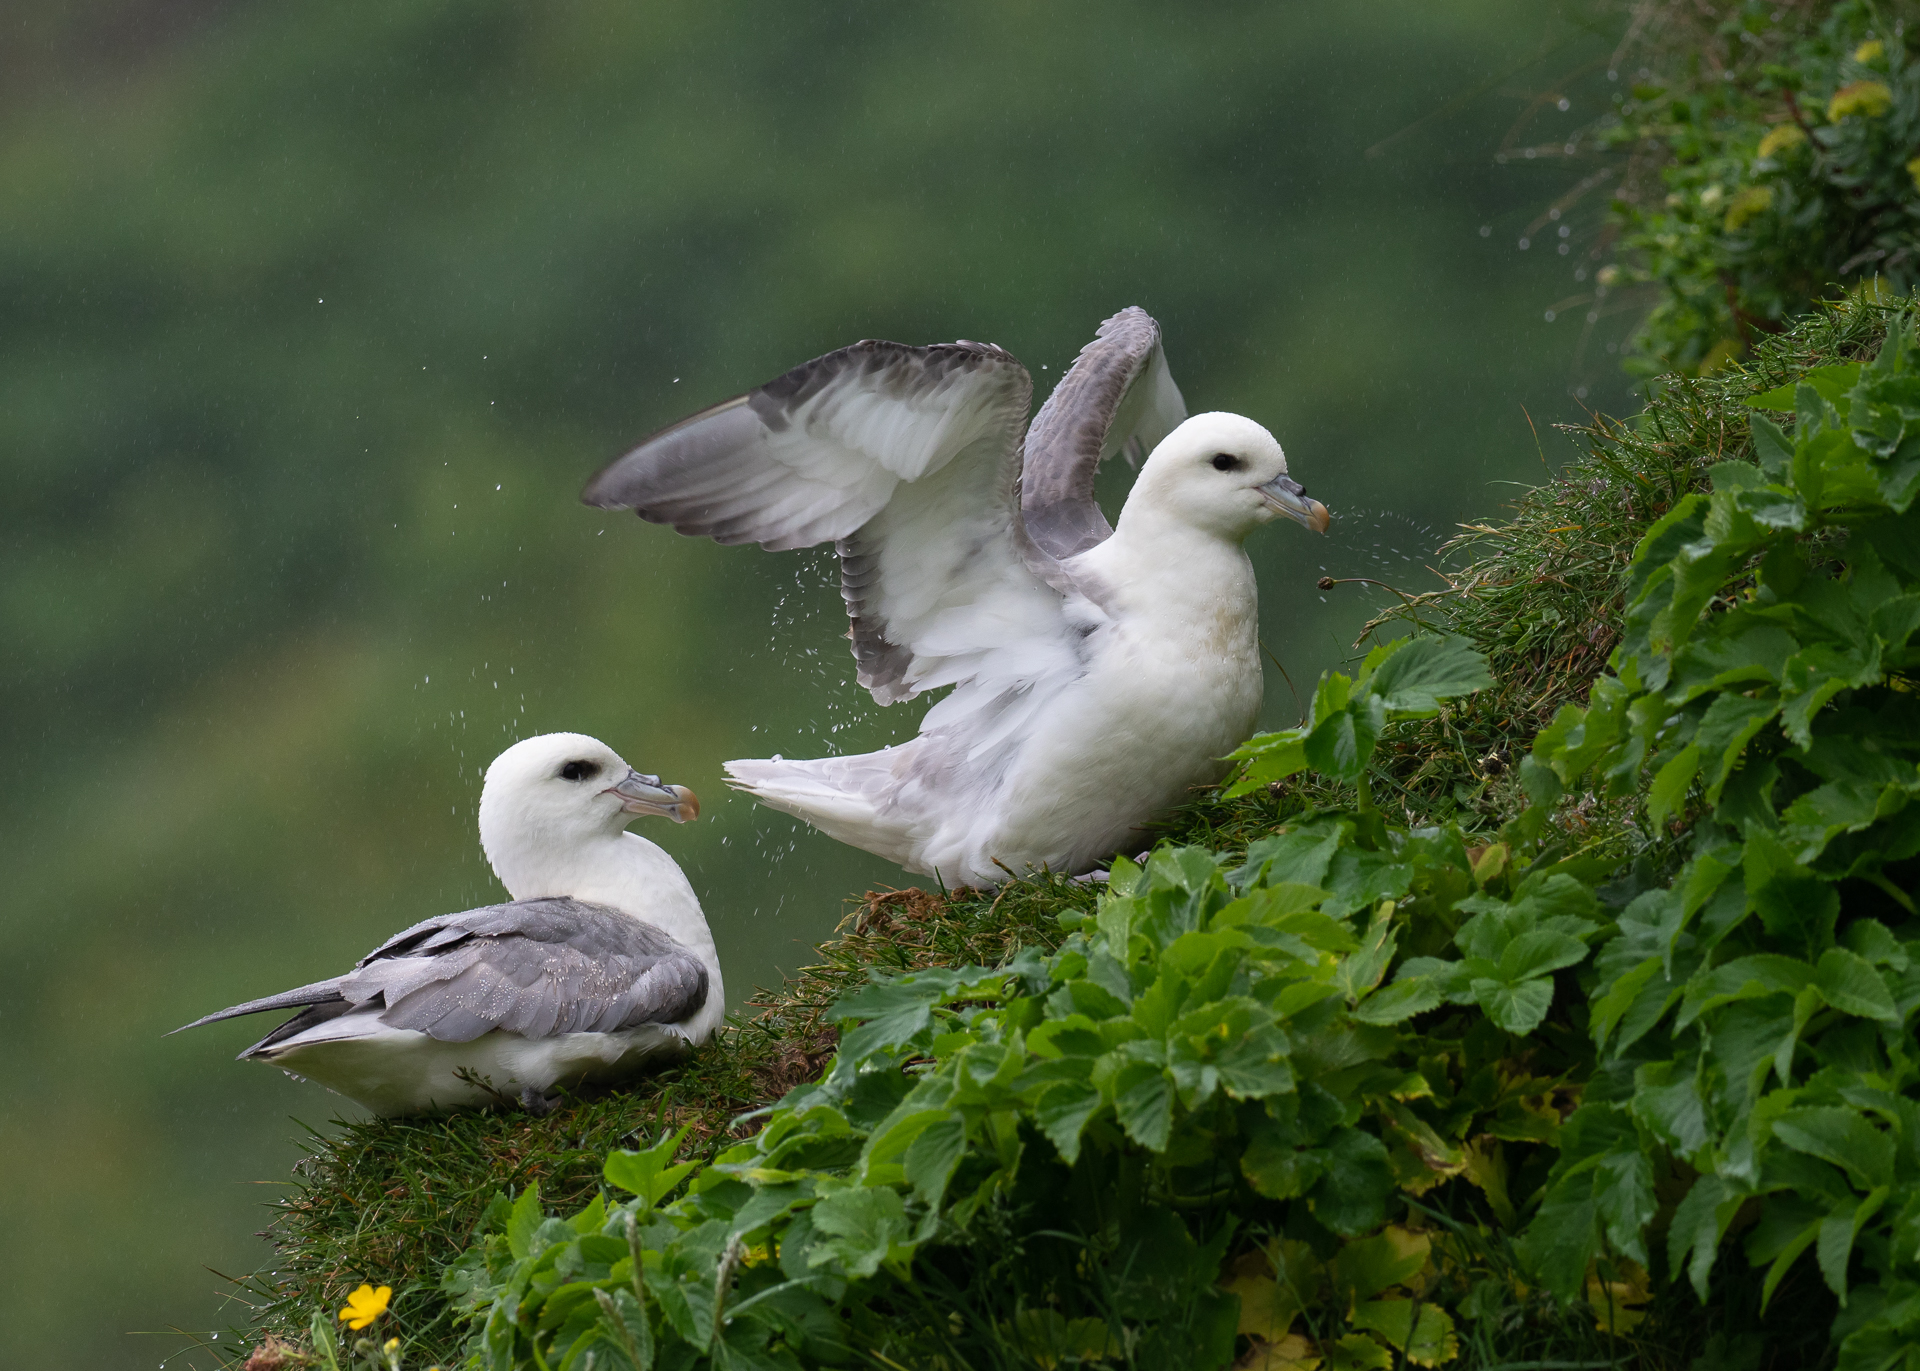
[1908,155,1920,192]
[338,1283,392,1330]
[1757,124,1808,159]
[1724,184,1774,231]
[1854,39,1885,64]
[384,1338,401,1352]
[1829,79,1893,121]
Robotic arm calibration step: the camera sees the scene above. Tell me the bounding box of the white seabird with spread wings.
[585,307,1329,886]
[175,733,718,1116]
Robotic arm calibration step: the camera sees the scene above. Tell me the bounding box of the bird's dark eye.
[1211,452,1240,471]
[559,760,600,782]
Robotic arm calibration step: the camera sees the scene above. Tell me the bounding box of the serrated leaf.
[1472,977,1555,1035]
[1351,1299,1459,1368]
[1668,1175,1742,1300]
[1362,635,1493,716]
[604,1127,698,1209]
[1111,1062,1173,1152]
[808,1187,908,1280]
[1772,1107,1897,1190]
[507,1183,544,1260]
[1308,1127,1395,1237]
[901,1114,966,1207]
[1332,1227,1430,1303]
[1814,947,1899,1022]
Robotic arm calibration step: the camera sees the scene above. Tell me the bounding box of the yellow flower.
[1854,39,1885,64]
[1908,155,1920,192]
[1757,123,1807,159]
[1724,184,1774,231]
[1829,79,1893,121]
[384,1338,401,1352]
[338,1283,392,1330]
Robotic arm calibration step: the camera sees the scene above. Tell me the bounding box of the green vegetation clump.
[229,297,1920,1371]
[1590,0,1920,375]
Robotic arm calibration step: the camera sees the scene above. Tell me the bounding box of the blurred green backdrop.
[0,2,1633,1365]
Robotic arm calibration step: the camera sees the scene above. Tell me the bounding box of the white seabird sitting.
[175,733,721,1116]
[583,307,1330,886]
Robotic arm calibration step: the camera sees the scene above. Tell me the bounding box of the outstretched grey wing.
[584,338,1077,705]
[176,898,708,1051]
[1020,306,1188,562]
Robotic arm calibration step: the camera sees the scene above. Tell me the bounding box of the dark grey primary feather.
[1021,307,1189,561]
[175,897,709,1051]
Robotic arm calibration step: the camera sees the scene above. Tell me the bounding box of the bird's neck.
[489,830,711,949]
[1082,509,1258,623]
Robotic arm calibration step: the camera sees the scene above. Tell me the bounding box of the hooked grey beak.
[608,769,700,823]
[1257,474,1331,533]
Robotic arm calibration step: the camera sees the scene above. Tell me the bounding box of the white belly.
[926,612,1262,883]
[258,1013,698,1116]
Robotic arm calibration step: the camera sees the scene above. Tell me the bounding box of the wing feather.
[586,336,1078,705]
[1021,306,1189,561]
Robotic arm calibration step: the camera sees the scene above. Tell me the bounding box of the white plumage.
[176,733,720,1116]
[586,308,1329,886]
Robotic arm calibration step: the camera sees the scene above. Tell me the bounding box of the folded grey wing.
[341,897,709,1043]
[1020,306,1188,562]
[170,977,348,1034]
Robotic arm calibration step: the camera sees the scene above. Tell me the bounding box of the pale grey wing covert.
[582,338,1075,706]
[1020,306,1189,562]
[172,897,708,1055]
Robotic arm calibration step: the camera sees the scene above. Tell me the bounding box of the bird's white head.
[478,732,699,897]
[1125,412,1330,542]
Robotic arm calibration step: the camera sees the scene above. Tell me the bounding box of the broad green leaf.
[808,1186,908,1280]
[1497,929,1589,982]
[1772,1107,1897,1190]
[1029,1082,1105,1159]
[1694,692,1781,804]
[1333,1227,1430,1302]
[1361,634,1493,716]
[1678,953,1816,1028]
[1668,1175,1742,1300]
[902,1114,967,1207]
[1818,1187,1891,1304]
[1325,1332,1394,1370]
[1472,977,1555,1036]
[507,1183,545,1260]
[1633,1062,1709,1156]
[1111,1062,1173,1152]
[1351,975,1443,1026]
[1232,821,1344,891]
[1520,1195,1598,1302]
[1350,1299,1459,1368]
[604,1127,698,1209]
[1814,947,1900,1022]
[1648,744,1701,827]
[1308,1127,1395,1237]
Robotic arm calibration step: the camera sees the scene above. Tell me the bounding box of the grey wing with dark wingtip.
[584,337,1079,706]
[177,898,709,1051]
[1019,306,1188,562]
[340,898,709,1042]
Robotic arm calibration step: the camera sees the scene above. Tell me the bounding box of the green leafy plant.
[1515,314,1920,1365]
[1591,0,1920,376]
[439,636,1662,1370]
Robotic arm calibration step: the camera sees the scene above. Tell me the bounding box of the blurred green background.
[0,2,1634,1364]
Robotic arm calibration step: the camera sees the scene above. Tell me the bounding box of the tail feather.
[170,977,347,1035]
[725,753,922,868]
